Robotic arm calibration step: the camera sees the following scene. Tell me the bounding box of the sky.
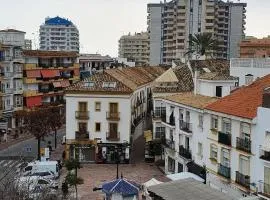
[0,0,269,57]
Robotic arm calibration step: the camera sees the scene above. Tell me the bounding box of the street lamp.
[115,148,120,179]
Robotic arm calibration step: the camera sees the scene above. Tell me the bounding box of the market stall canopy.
[166,172,204,183]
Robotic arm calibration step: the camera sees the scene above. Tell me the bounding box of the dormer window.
[102,82,116,88]
[245,74,254,85]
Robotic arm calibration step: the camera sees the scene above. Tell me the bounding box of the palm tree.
[187,33,219,58]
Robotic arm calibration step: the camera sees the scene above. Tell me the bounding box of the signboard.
[144,130,152,142]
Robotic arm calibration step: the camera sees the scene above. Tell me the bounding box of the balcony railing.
[75,131,89,140]
[106,112,120,121]
[235,171,250,189]
[179,145,192,159]
[218,163,231,179]
[106,132,120,141]
[179,120,192,133]
[218,131,231,146]
[162,138,175,150]
[75,111,89,120]
[258,181,270,197]
[260,149,270,162]
[236,137,251,153]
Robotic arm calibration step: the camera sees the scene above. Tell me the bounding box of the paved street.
[0,127,65,158]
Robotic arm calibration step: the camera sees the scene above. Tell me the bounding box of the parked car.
[30,171,56,180]
[22,161,60,178]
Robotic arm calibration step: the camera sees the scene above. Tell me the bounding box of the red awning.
[26,70,41,78]
[26,96,42,108]
[53,81,62,88]
[41,70,60,78]
[61,80,70,88]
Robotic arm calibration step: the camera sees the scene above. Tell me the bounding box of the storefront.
[69,144,96,163]
[96,143,130,164]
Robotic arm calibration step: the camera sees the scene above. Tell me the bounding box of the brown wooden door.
[109,123,118,138]
[79,102,87,111]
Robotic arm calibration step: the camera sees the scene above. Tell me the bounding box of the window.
[221,148,230,167]
[95,102,101,111]
[78,122,87,132]
[222,118,231,134]
[198,142,203,158]
[240,123,250,139]
[210,144,218,161]
[95,122,101,132]
[216,86,222,97]
[211,116,218,130]
[155,126,165,139]
[109,103,118,113]
[245,74,253,85]
[198,115,203,128]
[239,155,249,175]
[78,102,87,111]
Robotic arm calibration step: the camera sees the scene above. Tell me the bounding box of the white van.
[23,161,60,178]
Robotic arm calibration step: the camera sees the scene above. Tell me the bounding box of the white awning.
[166,172,204,183]
[143,178,163,187]
[262,133,270,152]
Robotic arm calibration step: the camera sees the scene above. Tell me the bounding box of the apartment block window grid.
[222,118,231,134]
[211,115,218,130]
[210,144,218,161]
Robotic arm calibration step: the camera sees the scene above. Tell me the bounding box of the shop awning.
[61,80,70,88]
[26,96,42,108]
[53,81,62,88]
[26,70,41,78]
[41,70,60,78]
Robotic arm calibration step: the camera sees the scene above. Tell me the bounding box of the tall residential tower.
[147,0,246,65]
[39,16,79,52]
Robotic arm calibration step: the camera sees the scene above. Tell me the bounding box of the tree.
[14,107,52,160]
[48,105,65,149]
[187,32,220,58]
[64,159,83,200]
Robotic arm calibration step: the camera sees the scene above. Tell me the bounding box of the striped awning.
[26,70,41,78]
[61,80,70,88]
[53,81,62,88]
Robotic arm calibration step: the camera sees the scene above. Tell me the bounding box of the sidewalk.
[0,133,33,151]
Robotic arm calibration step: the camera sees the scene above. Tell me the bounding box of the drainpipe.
[194,70,198,95]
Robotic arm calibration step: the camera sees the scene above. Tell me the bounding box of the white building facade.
[39,16,79,52]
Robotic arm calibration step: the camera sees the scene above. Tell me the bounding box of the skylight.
[83,81,94,87]
[102,82,116,88]
[203,68,211,73]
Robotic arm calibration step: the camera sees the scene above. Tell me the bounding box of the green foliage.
[64,159,81,171]
[187,32,220,57]
[65,173,84,187]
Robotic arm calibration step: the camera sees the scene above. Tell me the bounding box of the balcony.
[235,171,250,189]
[75,111,89,120]
[218,164,231,179]
[179,120,192,133]
[106,112,120,121]
[162,138,175,150]
[161,114,175,126]
[258,181,270,198]
[106,132,120,141]
[260,149,270,162]
[236,137,251,153]
[75,131,89,140]
[179,145,192,159]
[218,132,231,146]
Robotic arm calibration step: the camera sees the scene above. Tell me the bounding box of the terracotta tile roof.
[106,66,166,90]
[198,72,237,81]
[22,50,78,57]
[206,74,270,119]
[0,29,25,33]
[153,65,194,93]
[66,73,133,94]
[162,92,218,109]
[189,59,231,80]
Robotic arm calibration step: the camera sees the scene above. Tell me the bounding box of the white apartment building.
[0,29,24,128]
[147,0,247,65]
[39,16,79,52]
[65,66,165,163]
[230,58,270,86]
[118,32,149,66]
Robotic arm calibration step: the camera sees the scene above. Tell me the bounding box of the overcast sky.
[0,0,268,56]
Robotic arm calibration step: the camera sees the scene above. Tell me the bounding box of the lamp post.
[115,148,120,179]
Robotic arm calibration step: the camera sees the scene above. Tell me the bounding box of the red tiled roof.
[23,50,78,57]
[206,74,270,119]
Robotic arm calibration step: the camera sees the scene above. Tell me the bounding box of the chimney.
[262,87,270,108]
